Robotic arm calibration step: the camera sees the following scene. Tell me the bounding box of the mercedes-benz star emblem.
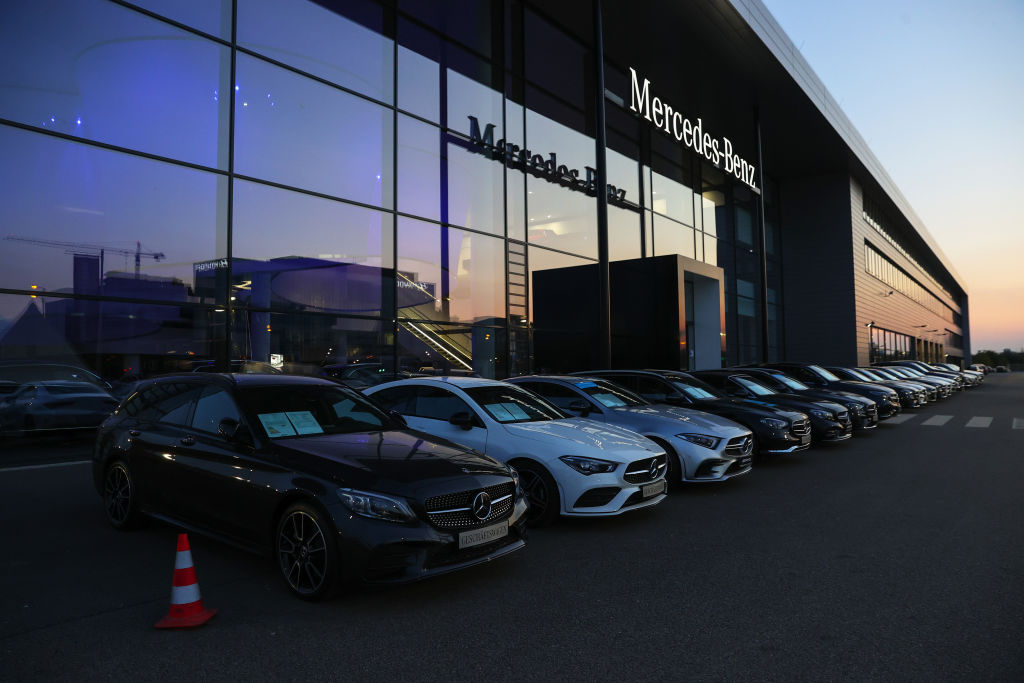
[649,459,660,479]
[471,492,492,521]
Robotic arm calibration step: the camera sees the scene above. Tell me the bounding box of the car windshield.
[856,369,884,380]
[670,378,723,401]
[766,372,808,391]
[463,385,564,423]
[809,365,841,381]
[900,367,924,377]
[844,368,872,381]
[237,385,395,438]
[732,376,776,396]
[573,379,648,407]
[871,368,898,380]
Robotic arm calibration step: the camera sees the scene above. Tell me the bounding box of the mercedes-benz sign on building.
[0,0,969,386]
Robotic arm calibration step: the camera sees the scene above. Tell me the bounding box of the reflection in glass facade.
[0,0,774,390]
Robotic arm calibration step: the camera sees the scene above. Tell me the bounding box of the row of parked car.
[85,357,982,600]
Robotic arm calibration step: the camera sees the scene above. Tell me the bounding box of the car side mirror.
[388,410,408,428]
[567,399,592,416]
[218,417,252,445]
[448,411,475,430]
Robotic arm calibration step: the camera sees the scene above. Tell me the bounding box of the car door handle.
[129,430,141,437]
[180,436,196,446]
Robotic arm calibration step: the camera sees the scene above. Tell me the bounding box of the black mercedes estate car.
[94,374,528,600]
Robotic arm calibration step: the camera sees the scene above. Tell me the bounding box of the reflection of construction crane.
[3,235,165,278]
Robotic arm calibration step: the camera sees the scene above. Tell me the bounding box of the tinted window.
[410,386,474,421]
[368,386,416,413]
[515,381,581,410]
[576,379,646,408]
[134,383,201,424]
[191,387,242,434]
[732,376,775,396]
[633,376,672,402]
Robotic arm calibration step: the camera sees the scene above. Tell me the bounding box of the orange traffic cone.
[154,533,217,629]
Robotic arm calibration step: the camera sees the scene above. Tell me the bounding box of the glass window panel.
[398,45,440,121]
[398,116,441,222]
[234,54,393,208]
[652,215,695,259]
[397,218,505,325]
[0,293,221,386]
[609,208,641,262]
[527,177,597,259]
[702,192,723,236]
[447,141,505,235]
[0,126,225,302]
[237,0,393,103]
[0,0,230,168]
[607,149,639,207]
[644,210,654,258]
[126,0,232,39]
[650,171,695,226]
[505,99,527,242]
[396,323,503,379]
[703,234,718,266]
[230,311,388,376]
[231,180,393,316]
[447,68,503,139]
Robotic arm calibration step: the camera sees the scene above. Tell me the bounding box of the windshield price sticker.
[592,393,627,407]
[286,411,324,435]
[258,413,297,438]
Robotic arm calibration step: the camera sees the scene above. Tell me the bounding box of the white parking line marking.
[885,414,916,424]
[1014,418,1024,430]
[965,417,993,428]
[921,415,953,426]
[0,460,90,473]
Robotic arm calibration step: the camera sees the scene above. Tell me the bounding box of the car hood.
[754,394,844,414]
[501,418,661,460]
[612,404,749,437]
[687,398,806,422]
[271,429,509,495]
[795,388,873,406]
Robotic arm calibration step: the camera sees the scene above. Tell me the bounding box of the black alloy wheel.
[514,461,560,527]
[103,460,143,530]
[276,502,338,601]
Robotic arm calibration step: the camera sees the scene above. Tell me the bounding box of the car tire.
[647,437,682,487]
[103,460,145,530]
[276,501,339,601]
[514,460,560,527]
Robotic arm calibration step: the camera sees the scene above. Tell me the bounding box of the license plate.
[800,434,811,445]
[458,521,508,549]
[641,480,666,498]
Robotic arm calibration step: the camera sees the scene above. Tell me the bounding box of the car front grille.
[836,410,850,424]
[623,454,666,483]
[866,405,878,419]
[574,487,621,508]
[424,482,514,530]
[724,434,754,457]
[790,419,811,436]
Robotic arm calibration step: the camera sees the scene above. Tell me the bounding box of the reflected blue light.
[50,116,55,123]
[76,117,82,125]
[235,84,240,91]
[376,174,381,180]
[243,102,248,107]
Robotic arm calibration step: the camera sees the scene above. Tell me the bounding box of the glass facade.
[0,0,774,390]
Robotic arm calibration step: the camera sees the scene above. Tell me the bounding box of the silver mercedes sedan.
[506,375,754,484]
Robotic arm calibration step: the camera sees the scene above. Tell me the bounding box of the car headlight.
[809,408,834,420]
[677,433,721,449]
[508,465,521,494]
[760,417,787,430]
[337,488,416,523]
[559,455,617,475]
[844,402,865,414]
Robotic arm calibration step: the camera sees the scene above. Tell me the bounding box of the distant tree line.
[972,349,1024,370]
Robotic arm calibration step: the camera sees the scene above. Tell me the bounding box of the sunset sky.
[761,0,1024,353]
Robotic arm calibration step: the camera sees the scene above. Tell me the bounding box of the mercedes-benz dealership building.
[0,0,970,381]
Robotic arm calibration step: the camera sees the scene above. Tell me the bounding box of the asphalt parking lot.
[1,374,1022,681]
